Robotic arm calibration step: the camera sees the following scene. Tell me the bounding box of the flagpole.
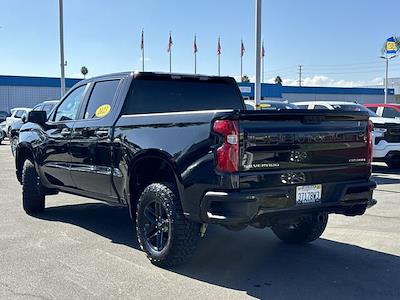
[141,30,145,72]
[169,49,172,73]
[218,55,220,76]
[240,55,243,81]
[194,34,197,74]
[217,36,221,76]
[168,32,172,73]
[262,56,264,83]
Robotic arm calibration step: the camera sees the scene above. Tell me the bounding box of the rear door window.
[84,80,120,119]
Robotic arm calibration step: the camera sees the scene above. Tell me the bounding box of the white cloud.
[276,75,383,88]
[139,57,151,62]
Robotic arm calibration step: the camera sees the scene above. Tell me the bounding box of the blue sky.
[0,0,399,87]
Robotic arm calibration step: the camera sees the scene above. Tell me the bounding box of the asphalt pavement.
[0,141,399,299]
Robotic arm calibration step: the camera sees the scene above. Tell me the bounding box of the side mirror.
[21,114,27,123]
[28,111,47,125]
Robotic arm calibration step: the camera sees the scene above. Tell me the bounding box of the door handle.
[60,128,71,137]
[95,129,109,138]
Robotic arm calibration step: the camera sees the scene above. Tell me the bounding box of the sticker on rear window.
[95,104,111,118]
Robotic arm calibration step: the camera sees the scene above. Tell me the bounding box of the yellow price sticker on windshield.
[95,104,111,118]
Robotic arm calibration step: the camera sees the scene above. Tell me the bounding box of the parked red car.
[364,103,400,119]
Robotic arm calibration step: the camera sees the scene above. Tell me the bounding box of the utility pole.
[254,0,262,109]
[298,65,303,87]
[58,0,65,97]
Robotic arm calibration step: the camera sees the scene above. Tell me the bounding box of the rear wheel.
[136,183,200,267]
[386,160,400,169]
[272,214,328,244]
[22,160,45,214]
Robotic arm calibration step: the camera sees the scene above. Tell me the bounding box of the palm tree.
[275,76,283,85]
[241,75,250,82]
[80,66,89,79]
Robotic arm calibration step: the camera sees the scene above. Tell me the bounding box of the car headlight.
[373,128,387,137]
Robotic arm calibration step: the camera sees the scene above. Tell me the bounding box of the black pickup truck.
[16,72,376,266]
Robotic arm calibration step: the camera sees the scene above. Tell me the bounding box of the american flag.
[167,33,173,52]
[140,30,144,50]
[217,37,221,55]
[240,39,245,57]
[193,35,198,53]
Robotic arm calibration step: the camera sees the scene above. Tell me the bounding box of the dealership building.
[0,75,397,112]
[238,82,396,104]
[0,75,81,112]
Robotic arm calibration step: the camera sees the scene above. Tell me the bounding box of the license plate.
[296,184,322,204]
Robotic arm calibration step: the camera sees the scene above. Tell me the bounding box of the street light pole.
[59,0,65,97]
[385,57,388,104]
[255,0,262,109]
[380,54,397,104]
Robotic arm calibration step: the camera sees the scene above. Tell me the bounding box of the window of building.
[84,80,120,119]
[54,85,87,122]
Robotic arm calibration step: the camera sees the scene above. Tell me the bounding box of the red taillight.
[367,120,373,165]
[213,120,239,172]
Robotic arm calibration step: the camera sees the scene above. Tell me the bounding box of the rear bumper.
[200,180,376,225]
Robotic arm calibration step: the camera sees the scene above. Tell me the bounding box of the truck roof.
[78,71,235,85]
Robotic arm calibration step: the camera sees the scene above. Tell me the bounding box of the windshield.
[331,104,378,117]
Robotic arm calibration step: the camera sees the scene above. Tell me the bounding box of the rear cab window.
[122,76,244,114]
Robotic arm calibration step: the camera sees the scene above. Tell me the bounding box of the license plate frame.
[296,184,322,204]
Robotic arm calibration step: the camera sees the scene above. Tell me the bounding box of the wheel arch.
[15,143,36,183]
[126,150,184,219]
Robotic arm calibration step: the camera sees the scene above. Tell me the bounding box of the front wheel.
[22,160,45,214]
[272,214,328,244]
[136,183,200,267]
[10,136,18,156]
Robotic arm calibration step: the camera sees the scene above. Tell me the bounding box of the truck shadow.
[35,203,400,299]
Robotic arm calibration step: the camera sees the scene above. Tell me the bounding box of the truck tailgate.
[238,110,371,189]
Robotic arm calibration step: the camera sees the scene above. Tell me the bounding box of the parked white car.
[5,107,31,137]
[294,101,400,168]
[0,121,6,144]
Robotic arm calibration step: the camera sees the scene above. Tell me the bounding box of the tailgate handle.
[302,115,325,124]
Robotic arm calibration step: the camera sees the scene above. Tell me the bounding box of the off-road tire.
[386,160,400,169]
[272,214,328,244]
[22,160,45,214]
[10,136,18,156]
[136,183,200,267]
